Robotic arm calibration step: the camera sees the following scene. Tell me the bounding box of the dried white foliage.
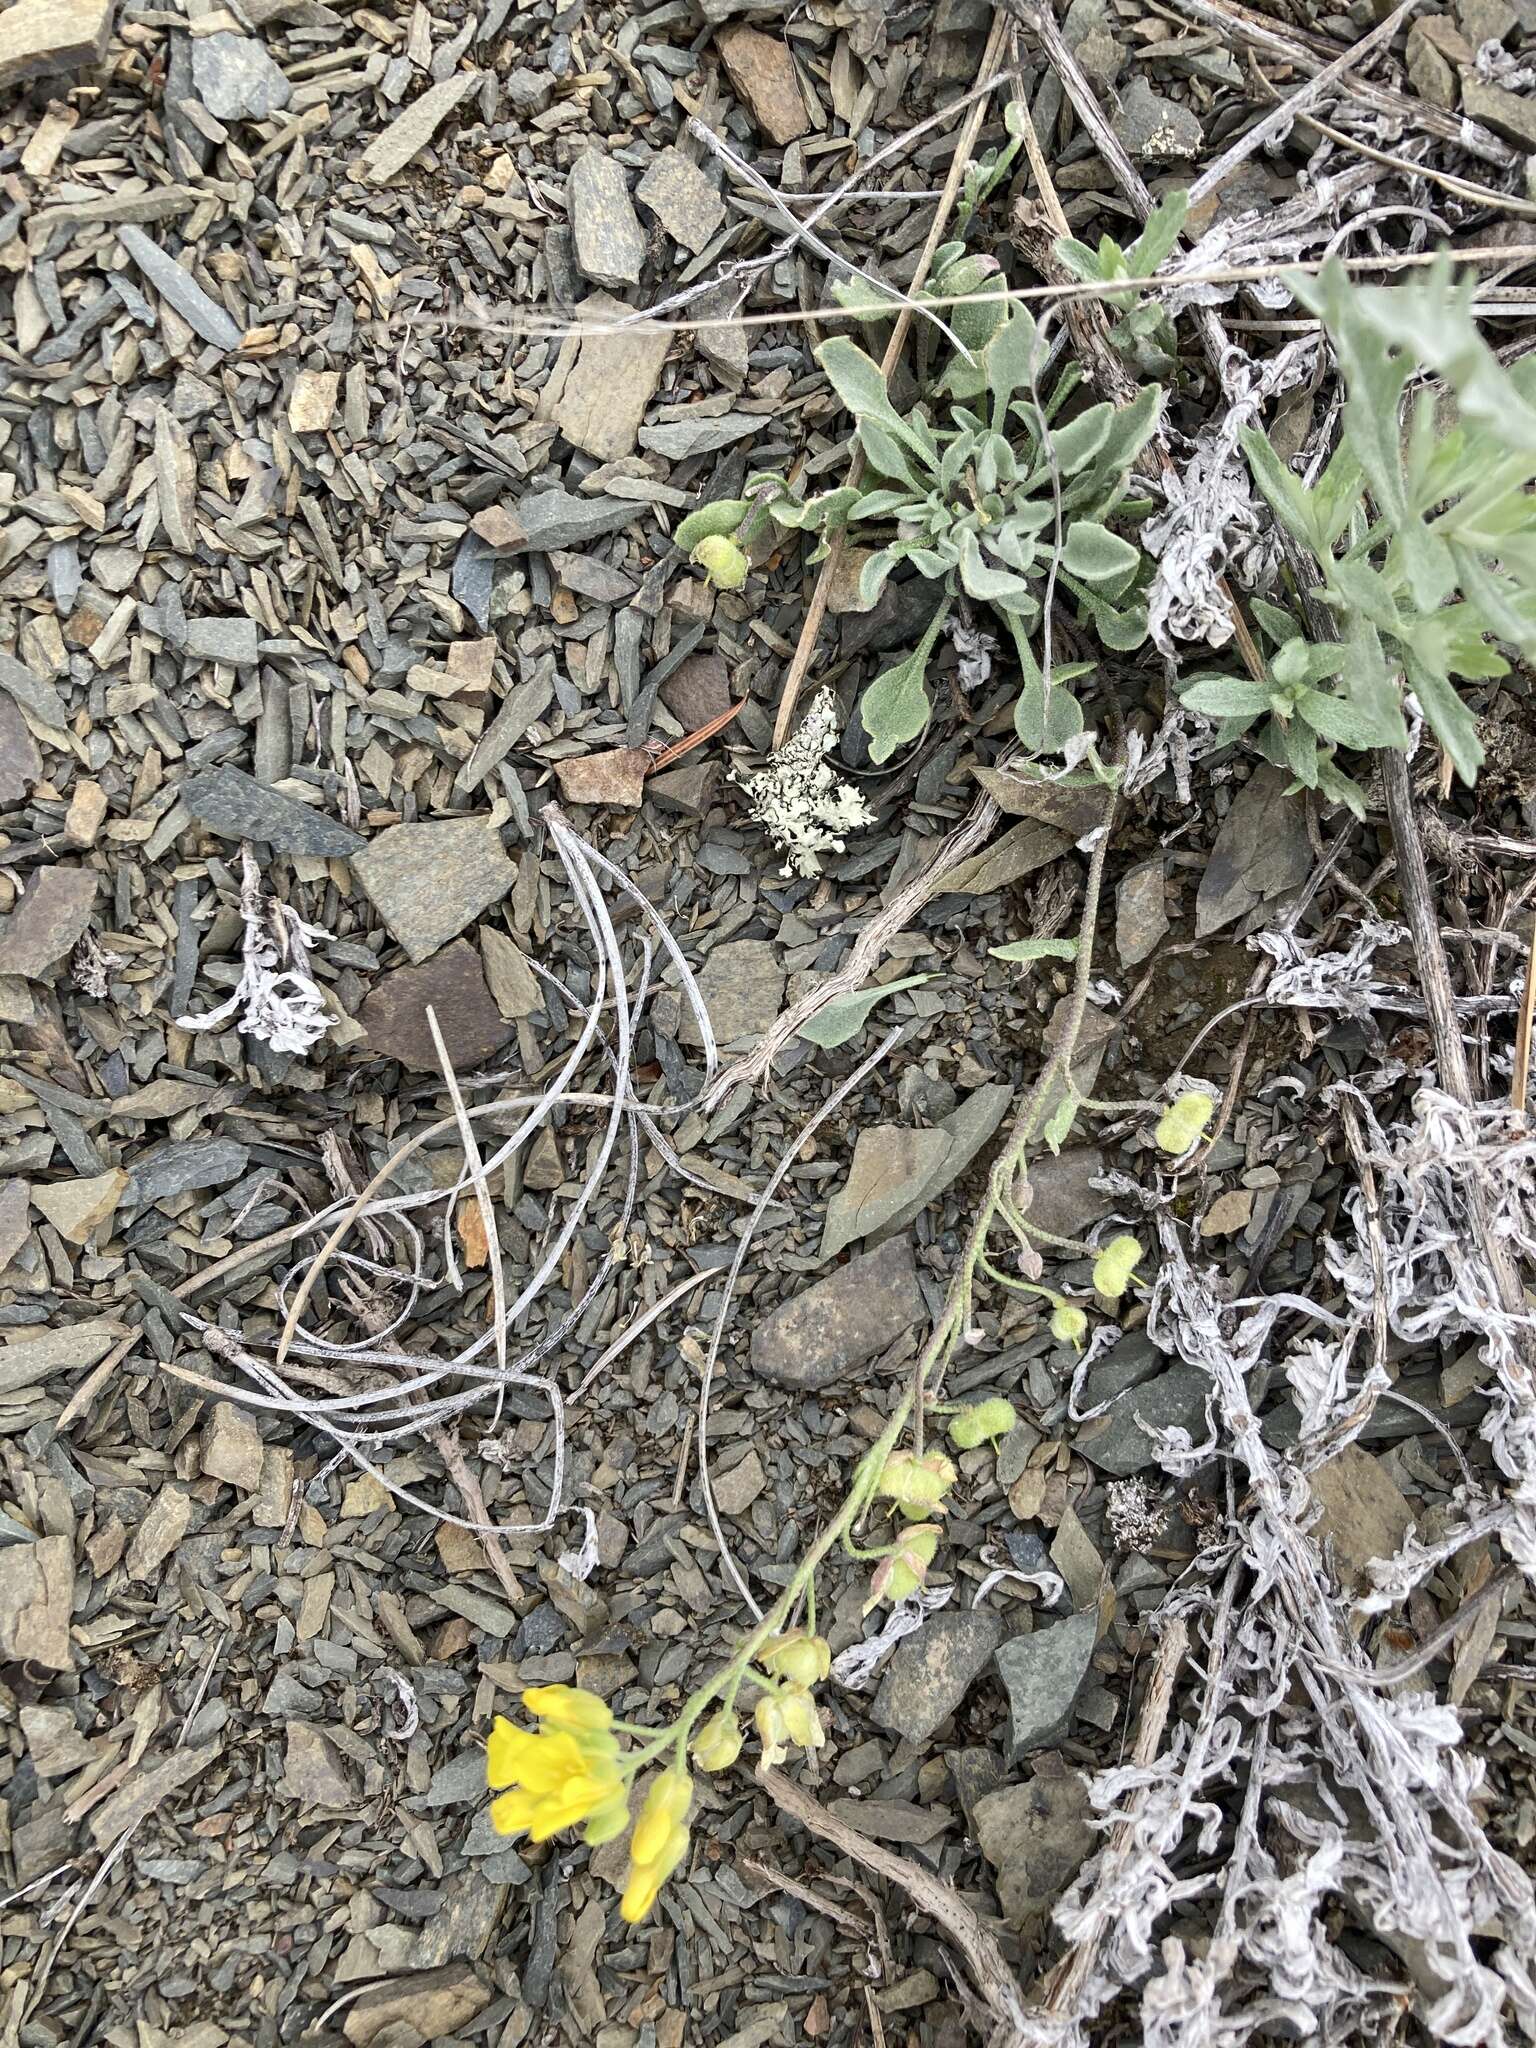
[1043,1128,1536,2048]
[1142,337,1319,652]
[1325,1085,1536,1593]
[182,810,721,1552]
[177,846,335,1057]
[735,689,875,877]
[950,611,997,693]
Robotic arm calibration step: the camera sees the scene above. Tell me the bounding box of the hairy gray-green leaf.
[796,974,933,1049]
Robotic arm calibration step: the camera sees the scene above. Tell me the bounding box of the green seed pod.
[1155,1091,1216,1156]
[691,535,748,590]
[1092,1234,1143,1302]
[674,499,752,552]
[948,1397,1018,1450]
[1051,1302,1088,1352]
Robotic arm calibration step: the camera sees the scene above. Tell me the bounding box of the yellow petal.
[523,1684,613,1734]
[490,1787,538,1836]
[620,1864,663,1924]
[486,1717,536,1791]
[631,1770,692,1864]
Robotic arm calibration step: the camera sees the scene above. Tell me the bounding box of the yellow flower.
[759,1631,831,1687]
[486,1687,627,1847]
[755,1685,826,1767]
[691,1709,743,1773]
[621,1768,692,1923]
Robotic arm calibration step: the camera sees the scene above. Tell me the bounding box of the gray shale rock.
[751,1237,926,1391]
[873,1610,1003,1743]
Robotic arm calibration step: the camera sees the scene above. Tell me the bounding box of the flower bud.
[759,1630,831,1687]
[876,1448,957,1519]
[1156,1091,1215,1156]
[691,1709,744,1773]
[778,1686,825,1751]
[947,1397,1018,1450]
[692,534,748,590]
[1092,1234,1143,1301]
[864,1522,940,1612]
[1051,1302,1088,1352]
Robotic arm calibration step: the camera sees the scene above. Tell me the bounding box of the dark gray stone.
[0,696,41,804]
[128,1138,250,1205]
[567,149,645,288]
[0,866,97,979]
[751,1237,927,1391]
[352,818,516,964]
[182,767,363,858]
[473,489,637,555]
[190,31,291,121]
[184,617,259,666]
[1076,1362,1209,1476]
[995,1614,1098,1759]
[873,1610,1003,1743]
[359,941,515,1072]
[974,1757,1097,1930]
[116,227,245,351]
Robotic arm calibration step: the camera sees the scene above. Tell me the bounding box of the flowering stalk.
[482,772,1128,1919]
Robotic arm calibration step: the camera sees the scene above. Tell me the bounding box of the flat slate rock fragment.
[0,1535,72,1669]
[0,865,97,978]
[751,1236,926,1390]
[974,1759,1097,1931]
[0,0,113,88]
[566,148,646,288]
[1075,1361,1209,1476]
[638,411,762,460]
[341,1965,491,2048]
[542,292,670,462]
[189,30,290,120]
[1195,763,1311,936]
[33,1168,128,1244]
[553,747,649,809]
[636,148,726,254]
[995,1612,1098,1759]
[184,617,260,666]
[0,695,42,803]
[471,488,637,554]
[181,766,363,857]
[715,22,811,144]
[127,1137,250,1205]
[873,1610,1003,1743]
[354,72,477,185]
[116,225,245,350]
[360,941,515,1073]
[686,936,785,1045]
[352,817,516,964]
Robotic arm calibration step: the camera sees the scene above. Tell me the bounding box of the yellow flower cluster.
[486,1686,693,1924]
[487,1685,628,1846]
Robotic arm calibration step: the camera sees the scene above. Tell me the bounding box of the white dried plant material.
[180,810,721,1568]
[558,1506,600,1583]
[71,930,120,999]
[1250,916,1409,1020]
[830,1586,953,1691]
[177,846,335,1057]
[1321,1084,1536,1590]
[1047,1167,1536,2046]
[734,689,875,877]
[949,611,997,692]
[1142,337,1319,653]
